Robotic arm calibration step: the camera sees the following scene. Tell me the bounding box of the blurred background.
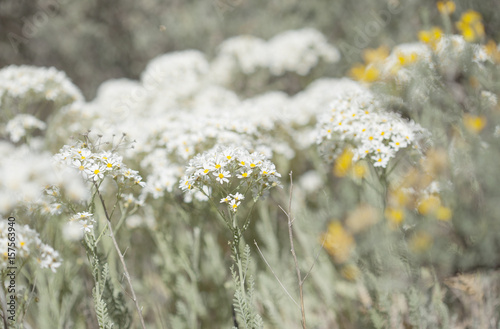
[2,1,500,328]
[1,0,499,99]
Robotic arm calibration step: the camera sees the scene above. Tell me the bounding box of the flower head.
[179,146,281,206]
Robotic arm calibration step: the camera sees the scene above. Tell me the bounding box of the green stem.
[230,217,248,307]
[198,187,231,230]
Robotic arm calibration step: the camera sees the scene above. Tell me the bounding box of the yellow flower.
[352,162,368,179]
[418,27,444,49]
[388,188,410,207]
[363,45,390,65]
[436,206,452,221]
[385,207,405,228]
[345,204,380,233]
[410,231,433,253]
[456,10,485,42]
[333,148,354,177]
[397,52,418,66]
[461,10,482,24]
[484,40,500,63]
[421,148,448,177]
[321,221,355,264]
[463,114,487,133]
[349,64,380,83]
[417,195,441,215]
[437,1,456,15]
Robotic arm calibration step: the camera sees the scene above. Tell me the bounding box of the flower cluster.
[5,114,46,143]
[62,211,97,241]
[51,75,368,204]
[54,138,145,187]
[220,192,245,213]
[0,65,83,106]
[211,28,340,83]
[141,50,210,107]
[316,92,428,168]
[456,10,485,42]
[0,142,61,215]
[179,146,281,206]
[70,212,96,233]
[351,30,494,86]
[0,220,62,272]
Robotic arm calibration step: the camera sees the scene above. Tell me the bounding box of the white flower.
[214,170,231,184]
[0,65,83,106]
[179,176,194,192]
[179,146,281,202]
[298,170,323,194]
[70,211,93,221]
[72,159,87,173]
[103,157,119,171]
[316,92,428,168]
[63,221,84,241]
[237,170,252,179]
[230,192,245,201]
[79,219,94,233]
[5,114,46,143]
[86,164,105,181]
[0,220,62,272]
[229,199,241,212]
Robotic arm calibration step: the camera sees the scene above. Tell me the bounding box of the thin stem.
[94,183,147,329]
[253,240,300,309]
[94,224,108,245]
[108,186,122,219]
[241,200,258,232]
[302,236,327,283]
[198,187,232,230]
[230,212,247,303]
[114,203,133,235]
[281,172,307,329]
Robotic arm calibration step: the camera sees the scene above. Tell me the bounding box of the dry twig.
[95,185,147,329]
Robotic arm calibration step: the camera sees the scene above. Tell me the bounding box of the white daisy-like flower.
[79,219,94,233]
[179,146,281,205]
[214,170,231,184]
[230,192,245,201]
[229,199,241,212]
[316,91,428,168]
[86,164,105,181]
[237,170,252,179]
